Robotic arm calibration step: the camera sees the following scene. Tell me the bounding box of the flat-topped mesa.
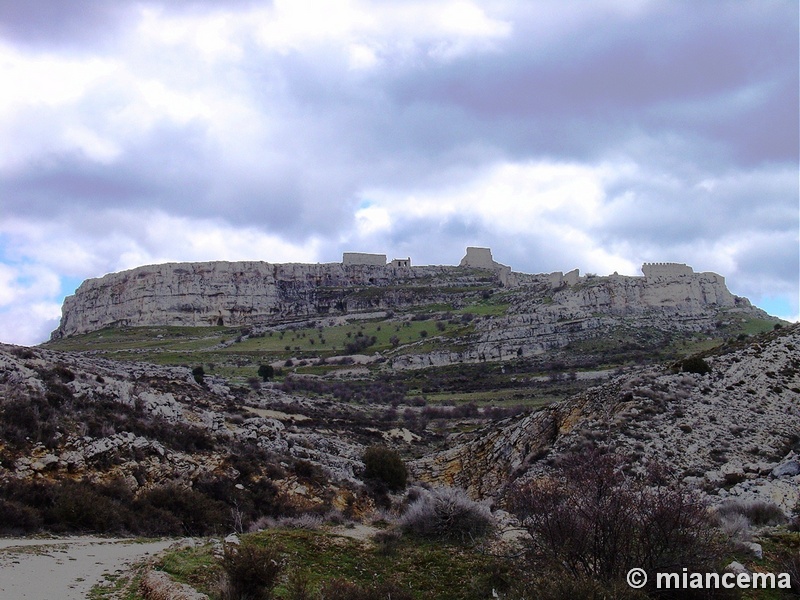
[50,248,750,339]
[51,249,510,339]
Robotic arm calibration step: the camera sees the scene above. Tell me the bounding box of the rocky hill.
[412,323,800,511]
[0,341,376,527]
[51,251,767,372]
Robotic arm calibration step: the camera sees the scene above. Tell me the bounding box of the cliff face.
[52,259,754,342]
[52,261,495,338]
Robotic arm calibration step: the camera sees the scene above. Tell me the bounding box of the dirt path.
[0,536,173,599]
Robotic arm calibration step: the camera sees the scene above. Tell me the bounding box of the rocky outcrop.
[413,325,800,511]
[0,343,366,489]
[389,265,762,369]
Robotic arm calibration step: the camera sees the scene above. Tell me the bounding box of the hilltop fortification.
[51,251,755,341]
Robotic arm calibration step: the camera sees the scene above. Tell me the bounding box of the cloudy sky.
[0,0,797,345]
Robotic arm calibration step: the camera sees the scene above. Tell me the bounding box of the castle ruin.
[342,252,387,267]
[642,263,694,280]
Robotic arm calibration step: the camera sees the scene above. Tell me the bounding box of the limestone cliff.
[52,257,758,347]
[52,261,496,339]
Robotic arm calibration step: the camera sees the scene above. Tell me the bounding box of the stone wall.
[459,247,496,269]
[342,252,387,266]
[642,262,694,280]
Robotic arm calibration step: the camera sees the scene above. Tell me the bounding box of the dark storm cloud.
[0,0,132,48]
[0,0,797,345]
[0,0,264,49]
[381,1,797,166]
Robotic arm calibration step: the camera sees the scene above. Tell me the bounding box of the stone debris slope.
[0,343,365,497]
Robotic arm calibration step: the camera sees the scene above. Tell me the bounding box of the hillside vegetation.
[1,260,796,598]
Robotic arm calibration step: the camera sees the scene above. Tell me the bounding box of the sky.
[0,0,797,345]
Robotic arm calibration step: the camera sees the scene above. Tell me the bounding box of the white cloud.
[0,41,117,114]
[0,261,63,345]
[252,0,510,60]
[136,6,244,63]
[363,159,612,232]
[0,301,62,347]
[356,159,642,275]
[0,210,325,344]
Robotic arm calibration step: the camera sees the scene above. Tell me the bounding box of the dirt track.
[0,537,172,599]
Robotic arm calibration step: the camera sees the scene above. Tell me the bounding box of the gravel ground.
[0,536,173,599]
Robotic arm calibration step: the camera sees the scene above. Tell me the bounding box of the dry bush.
[274,513,324,530]
[399,486,495,544]
[284,569,313,600]
[219,542,282,600]
[318,578,413,600]
[509,448,725,594]
[717,512,752,544]
[716,499,787,527]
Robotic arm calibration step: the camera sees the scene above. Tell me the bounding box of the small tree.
[192,366,205,384]
[362,445,408,492]
[258,364,275,381]
[509,448,723,589]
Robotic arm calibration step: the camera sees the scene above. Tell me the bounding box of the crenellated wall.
[642,262,694,280]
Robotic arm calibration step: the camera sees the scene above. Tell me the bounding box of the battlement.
[642,262,694,280]
[459,247,496,270]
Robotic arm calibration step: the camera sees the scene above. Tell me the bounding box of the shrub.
[285,569,313,600]
[399,486,495,544]
[136,484,229,536]
[716,499,787,527]
[192,365,205,384]
[509,448,723,589]
[318,578,413,600]
[362,446,408,492]
[258,364,275,381]
[677,356,711,375]
[46,480,128,533]
[717,512,751,543]
[0,499,42,534]
[344,335,377,355]
[220,542,283,600]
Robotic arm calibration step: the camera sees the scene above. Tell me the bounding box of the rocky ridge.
[52,261,492,338]
[52,256,766,372]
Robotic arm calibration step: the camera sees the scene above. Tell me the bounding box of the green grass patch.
[155,529,512,600]
[158,542,222,595]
